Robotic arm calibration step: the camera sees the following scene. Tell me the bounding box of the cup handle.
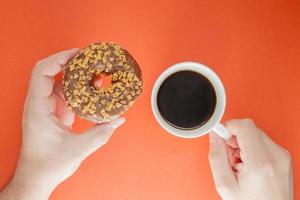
[212,123,232,140]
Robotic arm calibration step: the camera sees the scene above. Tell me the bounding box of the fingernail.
[70,48,80,52]
[110,117,126,129]
[94,79,102,88]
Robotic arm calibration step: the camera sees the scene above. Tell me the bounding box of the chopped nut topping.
[63,42,143,123]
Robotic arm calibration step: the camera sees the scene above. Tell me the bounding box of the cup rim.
[151,61,226,138]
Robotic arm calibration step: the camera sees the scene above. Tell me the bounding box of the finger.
[226,145,240,167]
[232,149,242,171]
[225,119,272,168]
[53,94,75,127]
[77,117,125,158]
[233,162,244,172]
[225,144,235,166]
[226,136,238,148]
[54,82,65,100]
[53,83,75,127]
[94,78,103,88]
[29,48,79,100]
[232,148,241,160]
[208,133,237,195]
[38,48,80,76]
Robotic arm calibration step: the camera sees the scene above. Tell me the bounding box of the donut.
[63,42,143,123]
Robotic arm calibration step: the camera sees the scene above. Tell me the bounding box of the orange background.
[0,0,299,199]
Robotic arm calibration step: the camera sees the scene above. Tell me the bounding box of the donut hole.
[92,74,112,89]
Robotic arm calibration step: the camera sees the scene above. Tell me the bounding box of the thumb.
[77,117,126,158]
[208,132,237,196]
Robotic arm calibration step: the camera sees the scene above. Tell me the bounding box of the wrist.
[0,158,58,200]
[0,177,52,200]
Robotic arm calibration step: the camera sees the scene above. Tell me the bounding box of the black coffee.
[157,70,216,129]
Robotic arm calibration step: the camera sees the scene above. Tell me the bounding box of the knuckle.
[226,118,256,132]
[35,59,44,66]
[32,62,43,75]
[224,119,238,126]
[241,118,255,126]
[216,184,234,196]
[98,137,109,147]
[96,139,106,147]
[283,149,291,158]
[98,130,114,145]
[281,149,291,162]
[34,59,45,69]
[101,134,111,143]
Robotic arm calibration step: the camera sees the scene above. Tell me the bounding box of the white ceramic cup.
[151,61,232,140]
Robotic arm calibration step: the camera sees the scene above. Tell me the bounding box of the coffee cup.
[151,61,231,140]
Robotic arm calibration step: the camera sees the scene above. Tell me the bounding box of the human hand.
[0,49,125,200]
[209,119,293,200]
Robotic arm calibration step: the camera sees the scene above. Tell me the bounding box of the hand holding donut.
[0,48,125,200]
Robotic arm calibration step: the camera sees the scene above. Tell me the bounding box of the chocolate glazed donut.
[63,42,143,123]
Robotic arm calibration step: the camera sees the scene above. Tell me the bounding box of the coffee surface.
[157,70,216,129]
